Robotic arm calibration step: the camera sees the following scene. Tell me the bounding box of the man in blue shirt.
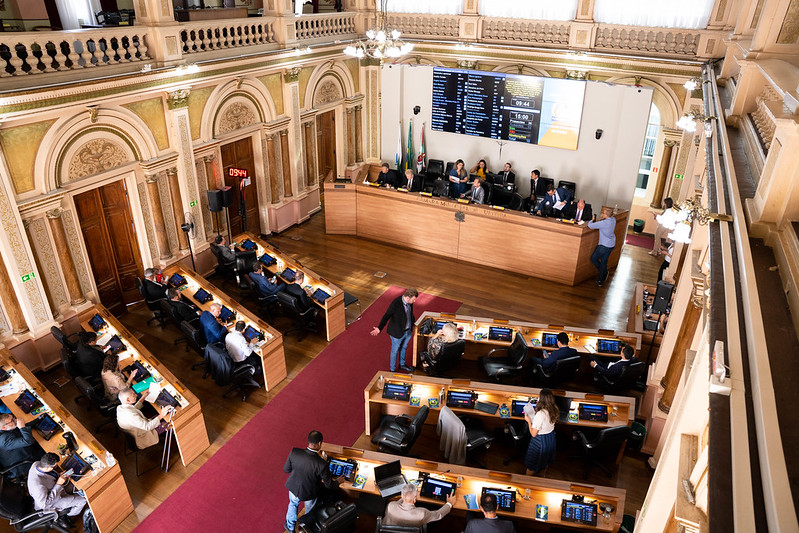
[587,207,617,286]
[200,303,227,344]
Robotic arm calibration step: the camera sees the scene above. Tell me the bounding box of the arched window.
[636,104,661,194]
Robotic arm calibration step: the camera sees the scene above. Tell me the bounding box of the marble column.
[658,294,703,413]
[346,107,356,166]
[651,140,677,208]
[354,105,364,163]
[267,134,280,203]
[303,122,316,187]
[166,167,189,252]
[0,253,28,334]
[203,155,219,234]
[46,209,86,305]
[145,174,172,260]
[280,130,292,198]
[22,218,59,320]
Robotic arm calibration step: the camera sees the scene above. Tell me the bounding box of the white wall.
[380,64,653,209]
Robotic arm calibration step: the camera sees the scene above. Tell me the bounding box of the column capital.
[283,67,301,83]
[203,155,216,163]
[664,139,678,148]
[45,208,63,219]
[166,167,178,177]
[166,88,191,110]
[303,121,314,129]
[21,218,32,229]
[145,174,160,183]
[279,130,288,137]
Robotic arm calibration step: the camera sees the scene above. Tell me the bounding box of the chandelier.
[343,0,413,61]
[657,195,732,244]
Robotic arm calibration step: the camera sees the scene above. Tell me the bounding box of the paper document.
[0,382,19,397]
[554,201,566,210]
[144,382,161,403]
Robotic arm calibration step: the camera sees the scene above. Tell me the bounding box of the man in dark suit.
[497,162,515,187]
[460,178,486,204]
[167,287,200,325]
[284,430,339,532]
[285,271,313,312]
[250,263,284,298]
[76,331,109,377]
[536,184,572,217]
[401,169,423,192]
[376,162,398,188]
[562,198,593,222]
[142,268,166,301]
[530,169,547,198]
[531,332,577,371]
[213,235,236,264]
[591,345,638,380]
[370,287,418,372]
[465,492,516,533]
[200,303,227,345]
[0,413,44,479]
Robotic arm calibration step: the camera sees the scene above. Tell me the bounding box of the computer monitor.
[381,382,412,401]
[61,453,90,476]
[578,403,608,422]
[193,288,213,304]
[88,313,106,332]
[420,477,457,502]
[123,361,151,381]
[561,500,598,526]
[312,288,330,303]
[488,327,513,342]
[238,239,256,251]
[481,487,516,512]
[446,390,476,409]
[106,335,126,353]
[259,253,276,267]
[14,390,41,414]
[597,339,621,354]
[434,321,447,332]
[243,325,262,343]
[328,458,358,481]
[34,413,61,441]
[542,333,559,348]
[218,306,235,323]
[281,268,296,282]
[168,273,187,288]
[511,398,535,418]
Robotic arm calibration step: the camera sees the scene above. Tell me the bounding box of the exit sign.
[21,272,35,283]
[674,173,684,180]
[189,200,197,207]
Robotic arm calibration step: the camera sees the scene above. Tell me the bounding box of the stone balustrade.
[482,18,570,46]
[295,12,357,41]
[593,25,701,56]
[386,13,459,38]
[180,17,276,54]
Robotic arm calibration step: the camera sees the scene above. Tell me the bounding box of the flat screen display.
[434,321,448,332]
[259,253,276,267]
[281,268,296,282]
[168,273,187,288]
[381,382,412,401]
[243,325,262,342]
[328,458,358,481]
[35,413,61,440]
[239,239,256,251]
[542,333,559,347]
[312,288,330,303]
[432,67,586,150]
[420,477,456,501]
[61,453,90,476]
[218,306,235,323]
[481,487,516,512]
[446,390,476,409]
[193,288,212,304]
[15,390,40,414]
[511,399,536,418]
[106,335,125,353]
[488,327,513,342]
[155,389,179,408]
[88,313,106,332]
[597,339,621,354]
[561,500,598,526]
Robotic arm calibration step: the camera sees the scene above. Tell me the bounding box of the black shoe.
[400,365,414,373]
[55,516,73,530]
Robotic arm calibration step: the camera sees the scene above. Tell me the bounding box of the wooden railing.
[295,12,357,40]
[180,18,276,54]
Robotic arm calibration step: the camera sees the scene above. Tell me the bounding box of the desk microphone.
[63,432,78,454]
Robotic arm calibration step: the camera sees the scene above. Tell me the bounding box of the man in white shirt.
[383,483,456,527]
[116,388,171,449]
[225,320,261,368]
[27,453,87,530]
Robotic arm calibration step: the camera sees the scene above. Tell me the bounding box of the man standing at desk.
[0,414,45,478]
[200,303,228,344]
[536,184,571,217]
[465,493,516,533]
[284,430,338,533]
[587,207,617,287]
[370,288,418,373]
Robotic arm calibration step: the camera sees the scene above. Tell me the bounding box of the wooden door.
[221,137,261,236]
[74,180,143,315]
[316,110,336,182]
[43,0,63,30]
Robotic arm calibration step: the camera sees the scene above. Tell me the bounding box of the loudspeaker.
[220,186,233,207]
[652,280,674,313]
[207,189,223,212]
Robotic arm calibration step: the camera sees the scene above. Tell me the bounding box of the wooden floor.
[28,212,662,532]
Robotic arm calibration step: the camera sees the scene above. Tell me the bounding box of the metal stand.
[160,408,176,473]
[181,226,196,272]
[239,177,248,232]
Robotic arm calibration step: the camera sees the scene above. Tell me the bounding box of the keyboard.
[475,400,499,415]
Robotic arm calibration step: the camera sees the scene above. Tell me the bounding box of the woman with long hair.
[100,354,137,401]
[524,388,559,476]
[469,159,490,179]
[448,159,468,198]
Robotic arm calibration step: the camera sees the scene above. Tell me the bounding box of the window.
[636,104,661,195]
[385,0,463,15]
[479,0,578,21]
[594,0,715,29]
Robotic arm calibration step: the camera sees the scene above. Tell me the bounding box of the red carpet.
[625,233,655,250]
[135,286,460,532]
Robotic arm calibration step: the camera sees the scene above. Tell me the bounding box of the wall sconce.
[683,78,699,91]
[658,194,733,244]
[676,111,715,134]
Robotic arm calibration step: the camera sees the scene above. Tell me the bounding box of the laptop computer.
[373,460,407,498]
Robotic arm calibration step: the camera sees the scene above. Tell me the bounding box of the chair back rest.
[180,320,206,353]
[377,516,424,532]
[204,342,233,386]
[159,299,175,321]
[444,161,455,176]
[277,290,302,316]
[135,277,144,296]
[61,348,82,378]
[432,179,449,197]
[0,475,34,520]
[592,425,631,453]
[427,159,444,176]
[51,325,77,351]
[611,361,646,388]
[74,376,96,400]
[436,340,465,370]
[411,405,429,431]
[507,332,529,366]
[508,193,524,211]
[540,177,554,190]
[551,355,581,380]
[558,180,576,197]
[482,182,494,204]
[320,502,358,533]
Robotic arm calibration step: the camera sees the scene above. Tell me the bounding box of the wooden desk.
[363,372,635,436]
[411,312,642,367]
[323,444,625,531]
[78,305,210,466]
[324,183,629,286]
[0,349,133,533]
[323,182,357,235]
[163,265,287,391]
[628,282,665,357]
[232,231,346,341]
[174,7,248,21]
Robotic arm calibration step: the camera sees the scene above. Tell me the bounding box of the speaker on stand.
[645,280,674,365]
[207,189,223,237]
[219,186,233,241]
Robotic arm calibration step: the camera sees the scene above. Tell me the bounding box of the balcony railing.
[295,12,357,41]
[594,26,700,56]
[180,18,276,55]
[386,14,459,38]
[482,18,570,46]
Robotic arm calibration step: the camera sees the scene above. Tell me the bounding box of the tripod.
[160,407,176,473]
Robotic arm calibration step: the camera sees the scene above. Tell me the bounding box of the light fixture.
[683,78,699,91]
[343,0,413,62]
[175,63,199,75]
[455,43,475,51]
[660,195,733,244]
[294,46,311,56]
[676,111,715,133]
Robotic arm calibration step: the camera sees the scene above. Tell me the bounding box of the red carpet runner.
[625,233,655,250]
[135,286,461,532]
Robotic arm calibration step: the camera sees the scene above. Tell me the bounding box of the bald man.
[200,302,227,344]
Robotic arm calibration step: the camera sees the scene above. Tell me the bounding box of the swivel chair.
[444,161,455,177]
[528,353,581,387]
[593,361,647,393]
[371,406,429,455]
[210,245,236,277]
[459,415,495,468]
[375,518,426,532]
[502,419,529,466]
[276,291,318,341]
[74,377,118,434]
[481,182,494,205]
[159,300,188,347]
[297,501,358,533]
[50,326,78,356]
[420,340,465,377]
[423,159,445,191]
[180,321,208,376]
[135,277,166,328]
[571,425,631,479]
[0,475,69,533]
[432,179,450,198]
[203,342,261,402]
[508,193,524,211]
[479,332,529,382]
[558,180,576,198]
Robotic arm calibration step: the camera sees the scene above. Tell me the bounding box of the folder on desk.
[464,494,479,510]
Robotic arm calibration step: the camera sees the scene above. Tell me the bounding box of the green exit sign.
[189,200,197,207]
[21,272,35,283]
[674,173,684,180]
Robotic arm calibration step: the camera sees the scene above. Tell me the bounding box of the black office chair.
[180,321,208,376]
[558,180,576,198]
[276,291,318,342]
[460,415,495,468]
[375,517,426,532]
[593,361,647,392]
[419,339,465,377]
[297,501,358,533]
[203,342,261,402]
[508,193,524,211]
[423,159,445,191]
[50,326,78,355]
[540,177,554,191]
[479,332,529,382]
[210,245,236,277]
[121,428,165,477]
[159,300,188,347]
[572,426,631,479]
[249,280,280,322]
[491,186,513,208]
[74,377,119,433]
[135,277,166,328]
[371,406,429,455]
[528,353,581,386]
[481,182,494,205]
[444,161,455,177]
[502,419,529,466]
[0,475,69,533]
[432,178,450,198]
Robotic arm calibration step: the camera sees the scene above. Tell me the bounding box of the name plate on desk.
[397,188,409,192]
[420,192,432,197]
[334,184,347,189]
[367,182,380,187]
[457,198,469,204]
[491,205,505,211]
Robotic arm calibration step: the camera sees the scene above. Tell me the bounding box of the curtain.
[385,0,463,15]
[54,0,95,29]
[593,0,715,29]
[479,0,578,21]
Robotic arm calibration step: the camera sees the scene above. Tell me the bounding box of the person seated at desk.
[530,332,577,371]
[101,354,139,402]
[285,271,313,312]
[200,303,228,345]
[167,287,200,325]
[536,184,572,218]
[590,344,638,379]
[212,235,236,263]
[384,483,456,527]
[116,388,172,449]
[460,178,485,204]
[250,263,284,298]
[225,320,262,369]
[496,162,515,187]
[448,159,468,198]
[465,492,516,533]
[400,169,423,192]
[376,162,398,188]
[423,322,460,373]
[562,198,593,223]
[76,331,110,377]
[0,413,45,479]
[469,159,490,179]
[27,453,87,530]
[142,267,167,301]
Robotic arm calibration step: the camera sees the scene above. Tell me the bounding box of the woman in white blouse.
[523,388,559,476]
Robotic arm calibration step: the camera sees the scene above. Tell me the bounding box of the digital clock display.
[228,167,248,178]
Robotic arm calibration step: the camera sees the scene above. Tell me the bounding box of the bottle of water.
[105,451,116,467]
